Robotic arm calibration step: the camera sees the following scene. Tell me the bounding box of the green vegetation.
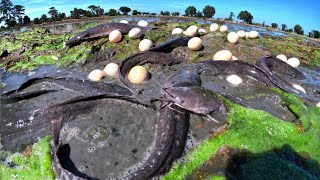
[119,6,131,15]
[237,10,254,24]
[294,24,304,35]
[185,6,197,17]
[271,22,278,29]
[0,136,55,179]
[163,92,320,179]
[202,5,215,18]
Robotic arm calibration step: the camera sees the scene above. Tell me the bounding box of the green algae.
[162,92,320,179]
[0,136,55,179]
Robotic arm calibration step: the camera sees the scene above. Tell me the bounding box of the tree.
[40,14,48,23]
[13,4,24,22]
[88,5,98,16]
[202,5,215,18]
[196,11,203,18]
[313,30,319,38]
[58,12,66,20]
[271,23,278,29]
[160,11,170,16]
[119,6,131,15]
[132,10,138,15]
[48,7,58,21]
[237,10,253,24]
[23,15,30,24]
[228,12,235,21]
[33,17,40,24]
[171,12,179,16]
[294,24,304,35]
[185,6,196,17]
[0,0,15,27]
[107,8,117,16]
[281,24,287,31]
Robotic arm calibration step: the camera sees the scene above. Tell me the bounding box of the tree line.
[0,0,318,38]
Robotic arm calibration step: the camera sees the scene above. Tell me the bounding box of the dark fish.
[65,22,153,47]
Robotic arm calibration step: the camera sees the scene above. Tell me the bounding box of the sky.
[11,0,320,33]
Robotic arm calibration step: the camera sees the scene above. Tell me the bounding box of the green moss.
[0,136,55,179]
[162,92,320,180]
[8,55,57,71]
[210,175,226,180]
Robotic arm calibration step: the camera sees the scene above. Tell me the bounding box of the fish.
[64,22,153,47]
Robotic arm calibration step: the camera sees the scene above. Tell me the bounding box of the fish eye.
[180,100,185,104]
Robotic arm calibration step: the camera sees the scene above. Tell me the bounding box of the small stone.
[88,69,106,81]
[292,84,306,94]
[139,39,153,52]
[227,32,239,44]
[138,20,148,27]
[128,66,148,84]
[226,74,243,85]
[210,23,219,32]
[276,54,287,62]
[172,28,183,35]
[109,30,122,43]
[287,57,300,67]
[220,25,228,33]
[213,50,233,61]
[104,63,119,77]
[128,28,142,39]
[119,20,129,24]
[188,37,202,51]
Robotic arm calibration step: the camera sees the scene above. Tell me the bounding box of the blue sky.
[12,0,320,33]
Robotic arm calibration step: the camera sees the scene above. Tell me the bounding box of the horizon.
[11,0,320,33]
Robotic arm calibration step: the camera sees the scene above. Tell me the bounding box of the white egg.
[287,57,300,67]
[109,30,122,43]
[128,66,148,84]
[172,28,183,35]
[186,25,198,37]
[226,74,243,85]
[237,30,246,38]
[227,32,239,44]
[183,31,187,35]
[316,102,320,107]
[210,23,219,32]
[138,20,148,27]
[103,63,119,77]
[213,50,233,61]
[128,28,142,39]
[248,31,259,38]
[188,37,202,51]
[88,69,106,81]
[276,54,288,62]
[51,55,59,60]
[232,56,238,60]
[139,39,153,51]
[119,20,129,24]
[245,32,250,38]
[198,28,207,34]
[292,84,306,94]
[220,25,228,33]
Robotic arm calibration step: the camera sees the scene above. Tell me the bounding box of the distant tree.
[294,24,304,35]
[70,8,89,18]
[202,5,215,18]
[171,11,179,16]
[88,5,98,16]
[271,23,278,29]
[262,21,265,27]
[13,5,25,23]
[40,14,48,23]
[185,6,196,17]
[287,29,293,32]
[119,6,131,15]
[107,8,117,16]
[237,10,253,24]
[312,30,319,38]
[229,12,235,21]
[48,7,58,21]
[196,11,203,18]
[132,9,138,15]
[23,15,30,24]
[58,12,66,20]
[33,17,40,24]
[160,11,170,16]
[0,0,16,27]
[150,13,156,16]
[142,12,150,15]
[281,24,287,31]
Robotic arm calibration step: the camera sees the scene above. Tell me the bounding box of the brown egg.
[213,50,233,60]
[109,30,122,43]
[128,66,148,84]
[88,69,106,81]
[103,63,119,77]
[188,37,202,51]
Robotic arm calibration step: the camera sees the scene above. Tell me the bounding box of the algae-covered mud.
[1,17,320,179]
